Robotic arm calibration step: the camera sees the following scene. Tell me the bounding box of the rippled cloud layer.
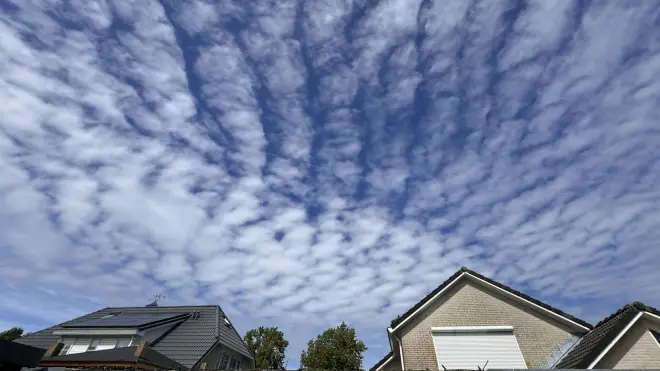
[1,0,659,367]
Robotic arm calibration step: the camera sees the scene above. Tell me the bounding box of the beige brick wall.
[396,278,579,370]
[596,318,660,369]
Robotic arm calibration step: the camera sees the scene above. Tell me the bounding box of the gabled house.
[370,267,594,370]
[14,304,255,370]
[555,302,660,369]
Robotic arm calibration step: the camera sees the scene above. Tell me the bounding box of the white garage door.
[432,327,527,370]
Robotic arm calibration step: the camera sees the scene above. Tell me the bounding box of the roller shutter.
[432,329,527,369]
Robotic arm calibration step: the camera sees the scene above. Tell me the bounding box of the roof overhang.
[373,354,394,371]
[40,360,161,370]
[587,310,660,369]
[40,341,188,370]
[53,328,139,336]
[390,271,592,334]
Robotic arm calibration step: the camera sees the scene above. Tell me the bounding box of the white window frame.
[59,338,75,355]
[116,338,133,348]
[217,353,230,369]
[430,326,527,370]
[87,339,101,351]
[228,357,238,369]
[67,338,92,355]
[57,337,134,355]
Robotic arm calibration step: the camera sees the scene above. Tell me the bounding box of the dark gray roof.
[41,344,186,370]
[0,339,47,367]
[555,301,660,368]
[14,305,253,368]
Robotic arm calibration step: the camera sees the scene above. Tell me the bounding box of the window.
[228,357,238,369]
[431,326,527,370]
[68,339,92,355]
[58,338,130,354]
[59,338,75,355]
[217,353,230,369]
[87,339,101,351]
[97,339,118,351]
[235,360,241,370]
[116,338,132,348]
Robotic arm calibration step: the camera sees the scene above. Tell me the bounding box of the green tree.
[300,322,367,371]
[0,327,24,341]
[244,326,289,369]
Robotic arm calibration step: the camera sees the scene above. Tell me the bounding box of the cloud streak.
[1,0,660,368]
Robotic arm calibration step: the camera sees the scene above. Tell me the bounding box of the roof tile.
[14,305,252,368]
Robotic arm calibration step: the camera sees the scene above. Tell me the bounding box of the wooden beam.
[43,342,64,357]
[134,340,151,358]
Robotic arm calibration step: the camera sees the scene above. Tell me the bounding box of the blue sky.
[1,0,659,368]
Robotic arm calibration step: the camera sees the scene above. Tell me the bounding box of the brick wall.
[596,318,660,369]
[396,279,580,370]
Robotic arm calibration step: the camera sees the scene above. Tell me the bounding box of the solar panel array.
[62,312,189,328]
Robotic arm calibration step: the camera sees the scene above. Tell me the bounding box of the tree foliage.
[244,326,289,369]
[300,322,367,371]
[0,327,24,341]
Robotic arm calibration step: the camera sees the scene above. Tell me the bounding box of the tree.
[0,327,24,341]
[300,322,367,371]
[244,326,289,369]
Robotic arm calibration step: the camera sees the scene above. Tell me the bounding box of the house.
[370,267,594,370]
[554,301,660,369]
[14,304,255,370]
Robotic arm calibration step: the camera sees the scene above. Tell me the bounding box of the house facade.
[371,267,594,371]
[14,304,255,370]
[555,302,660,369]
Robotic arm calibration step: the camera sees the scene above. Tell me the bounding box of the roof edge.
[579,306,642,368]
[389,267,593,332]
[369,352,394,371]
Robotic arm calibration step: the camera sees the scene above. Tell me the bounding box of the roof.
[555,301,660,368]
[389,267,593,330]
[0,339,47,367]
[368,351,393,371]
[40,344,186,370]
[14,305,253,368]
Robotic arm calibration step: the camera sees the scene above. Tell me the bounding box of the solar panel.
[63,312,189,328]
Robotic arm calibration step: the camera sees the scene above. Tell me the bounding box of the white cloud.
[1,0,660,369]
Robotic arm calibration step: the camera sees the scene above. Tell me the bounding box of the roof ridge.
[216,305,254,357]
[107,304,218,309]
[591,301,659,328]
[215,306,220,338]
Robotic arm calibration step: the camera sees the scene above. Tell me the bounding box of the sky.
[1,0,660,369]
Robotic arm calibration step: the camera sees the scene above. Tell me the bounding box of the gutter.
[387,328,405,370]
